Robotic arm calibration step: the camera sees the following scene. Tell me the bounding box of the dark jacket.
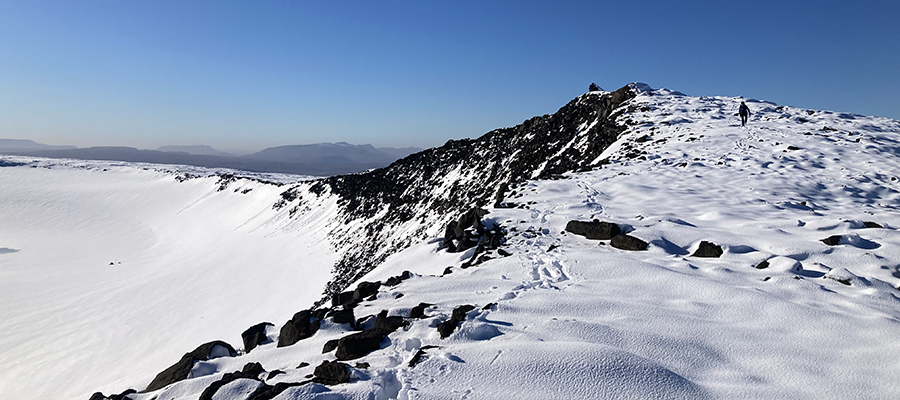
[739,103,750,116]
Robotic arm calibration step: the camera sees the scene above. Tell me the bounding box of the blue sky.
[1,1,897,152]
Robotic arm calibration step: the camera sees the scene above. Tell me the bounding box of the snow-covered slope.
[0,159,335,399]
[6,84,900,399]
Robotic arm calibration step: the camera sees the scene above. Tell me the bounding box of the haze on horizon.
[1,1,898,153]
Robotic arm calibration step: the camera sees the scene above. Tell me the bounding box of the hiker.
[739,101,751,127]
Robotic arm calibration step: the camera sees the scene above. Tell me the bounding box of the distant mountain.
[157,145,228,156]
[0,139,75,151]
[0,142,421,176]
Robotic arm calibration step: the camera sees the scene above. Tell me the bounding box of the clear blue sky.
[1,1,897,152]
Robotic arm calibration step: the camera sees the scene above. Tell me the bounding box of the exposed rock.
[589,82,602,92]
[692,241,723,258]
[198,362,265,400]
[334,329,386,361]
[322,339,339,354]
[312,360,351,385]
[353,281,381,302]
[565,220,621,240]
[246,382,308,400]
[355,362,370,369]
[241,322,273,354]
[438,305,476,339]
[756,260,770,269]
[329,308,355,326]
[311,86,637,299]
[146,340,238,392]
[385,270,412,286]
[266,370,284,380]
[610,234,649,251]
[410,303,433,319]
[821,235,843,246]
[408,345,441,368]
[863,221,883,229]
[443,208,489,252]
[277,310,320,347]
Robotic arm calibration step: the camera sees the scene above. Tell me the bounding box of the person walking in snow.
[739,101,751,127]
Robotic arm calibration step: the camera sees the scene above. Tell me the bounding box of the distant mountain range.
[0,141,422,176]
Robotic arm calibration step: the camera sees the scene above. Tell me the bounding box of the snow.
[4,85,900,399]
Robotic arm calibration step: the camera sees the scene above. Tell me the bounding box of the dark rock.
[385,270,412,286]
[482,303,497,310]
[443,266,453,275]
[242,322,274,354]
[408,345,441,368]
[756,260,770,269]
[322,339,339,354]
[566,220,621,240]
[497,248,512,257]
[312,308,330,321]
[353,281,381,302]
[547,244,559,252]
[146,340,237,392]
[394,293,404,299]
[330,308,355,326]
[266,370,285,380]
[296,362,310,368]
[277,310,321,347]
[366,294,378,301]
[863,221,883,229]
[198,362,265,400]
[589,83,601,92]
[821,235,843,246]
[355,362,370,369]
[89,393,106,400]
[316,85,637,300]
[438,305,476,339]
[246,382,308,400]
[106,389,136,400]
[335,329,386,360]
[312,360,351,385]
[331,291,355,308]
[692,241,723,258]
[410,303,433,319]
[610,234,649,251]
[373,313,408,334]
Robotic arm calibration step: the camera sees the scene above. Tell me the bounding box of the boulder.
[692,241,723,258]
[198,362,266,400]
[145,340,237,392]
[335,329,386,361]
[312,360,351,385]
[330,308,355,326]
[610,234,649,251]
[331,291,355,307]
[241,322,273,354]
[438,305,476,339]
[322,339,339,354]
[863,221,883,229]
[821,235,842,246]
[410,303,433,319]
[277,310,320,347]
[565,220,621,240]
[352,281,381,302]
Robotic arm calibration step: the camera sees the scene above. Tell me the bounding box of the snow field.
[0,159,335,400]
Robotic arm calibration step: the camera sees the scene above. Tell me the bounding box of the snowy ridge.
[4,83,900,399]
[275,85,637,299]
[90,84,900,399]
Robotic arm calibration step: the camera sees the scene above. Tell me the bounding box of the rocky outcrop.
[565,220,621,240]
[145,340,237,392]
[277,310,320,348]
[438,305,476,339]
[610,234,649,251]
[692,241,723,258]
[241,322,273,353]
[276,85,638,301]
